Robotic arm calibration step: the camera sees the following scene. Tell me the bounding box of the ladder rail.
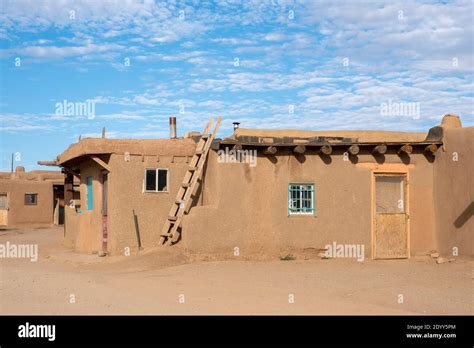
[159,118,214,233]
[159,116,221,245]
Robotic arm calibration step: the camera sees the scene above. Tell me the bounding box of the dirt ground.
[0,226,472,315]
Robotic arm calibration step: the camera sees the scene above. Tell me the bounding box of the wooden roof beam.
[263,146,277,155]
[348,144,360,155]
[61,166,80,179]
[424,144,438,154]
[398,144,413,154]
[293,145,306,154]
[89,155,111,172]
[372,144,387,155]
[319,144,332,155]
[37,160,58,166]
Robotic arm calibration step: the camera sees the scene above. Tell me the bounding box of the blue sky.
[0,0,473,171]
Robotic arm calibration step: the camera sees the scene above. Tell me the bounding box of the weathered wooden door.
[0,193,8,226]
[101,172,108,254]
[374,174,408,259]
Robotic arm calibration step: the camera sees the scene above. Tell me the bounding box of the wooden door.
[0,193,8,226]
[374,174,408,259]
[101,172,108,253]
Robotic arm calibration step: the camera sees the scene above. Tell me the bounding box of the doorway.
[373,174,409,259]
[53,184,65,225]
[101,172,108,254]
[0,193,7,226]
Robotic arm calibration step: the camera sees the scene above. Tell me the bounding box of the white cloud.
[211,38,257,45]
[0,113,56,132]
[263,33,287,41]
[11,43,123,58]
[99,113,146,121]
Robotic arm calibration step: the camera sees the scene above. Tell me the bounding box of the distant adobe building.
[47,114,473,259]
[0,167,66,227]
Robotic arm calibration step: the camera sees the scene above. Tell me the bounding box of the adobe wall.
[433,127,473,256]
[64,160,104,253]
[107,153,191,254]
[0,178,54,226]
[60,140,449,259]
[64,206,79,248]
[181,147,436,258]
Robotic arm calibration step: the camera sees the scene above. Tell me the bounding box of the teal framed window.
[288,183,315,215]
[86,176,93,211]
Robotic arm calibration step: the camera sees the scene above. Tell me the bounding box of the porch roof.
[55,137,197,166]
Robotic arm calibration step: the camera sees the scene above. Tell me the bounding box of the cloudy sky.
[0,0,473,171]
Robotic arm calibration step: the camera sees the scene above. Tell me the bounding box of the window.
[25,193,38,205]
[0,193,7,209]
[288,183,315,215]
[145,169,168,192]
[376,175,405,213]
[86,176,93,210]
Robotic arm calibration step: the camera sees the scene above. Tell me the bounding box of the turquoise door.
[87,176,93,210]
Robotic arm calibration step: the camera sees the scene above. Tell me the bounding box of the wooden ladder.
[159,116,222,245]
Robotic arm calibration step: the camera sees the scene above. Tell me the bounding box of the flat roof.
[0,170,64,184]
[56,137,198,165]
[232,128,428,143]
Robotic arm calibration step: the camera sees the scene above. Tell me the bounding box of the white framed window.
[288,183,315,215]
[145,168,169,192]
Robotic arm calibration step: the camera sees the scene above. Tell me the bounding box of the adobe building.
[0,167,67,227]
[48,114,473,259]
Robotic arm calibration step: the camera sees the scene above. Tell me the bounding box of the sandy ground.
[0,226,472,315]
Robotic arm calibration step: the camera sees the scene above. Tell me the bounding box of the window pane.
[288,184,314,214]
[158,169,168,191]
[146,169,157,191]
[289,187,297,211]
[0,194,6,209]
[376,176,405,213]
[25,193,37,205]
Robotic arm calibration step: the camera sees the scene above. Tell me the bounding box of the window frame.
[24,193,38,206]
[144,168,169,193]
[288,182,315,216]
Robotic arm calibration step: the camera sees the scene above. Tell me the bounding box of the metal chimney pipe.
[233,122,241,132]
[169,116,177,139]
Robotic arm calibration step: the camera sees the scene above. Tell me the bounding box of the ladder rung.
[182,182,191,188]
[188,166,198,171]
[168,216,177,222]
[195,149,204,155]
[201,133,211,139]
[175,199,184,204]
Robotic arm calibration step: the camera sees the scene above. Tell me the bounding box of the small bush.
[280,254,295,261]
